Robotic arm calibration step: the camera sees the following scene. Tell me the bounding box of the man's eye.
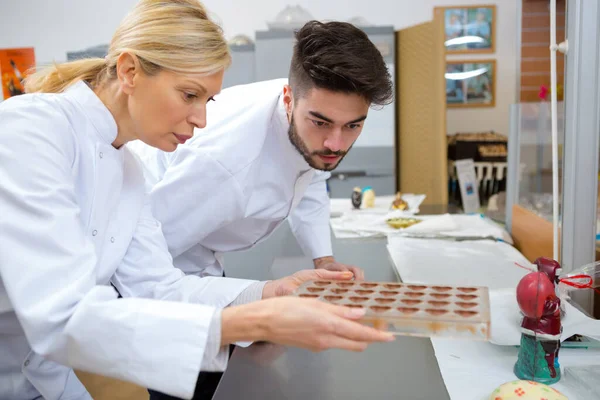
[348,123,361,129]
[312,120,327,127]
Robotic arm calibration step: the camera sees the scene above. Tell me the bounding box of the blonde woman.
[0,1,394,399]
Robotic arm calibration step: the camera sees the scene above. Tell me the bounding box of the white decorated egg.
[489,380,567,400]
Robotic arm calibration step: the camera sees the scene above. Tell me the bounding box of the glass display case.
[505,98,600,317]
[505,101,565,228]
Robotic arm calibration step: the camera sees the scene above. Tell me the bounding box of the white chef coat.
[0,81,259,400]
[129,79,333,277]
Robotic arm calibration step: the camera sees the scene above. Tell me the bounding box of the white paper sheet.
[399,213,459,233]
[431,338,599,400]
[330,211,404,238]
[329,195,425,238]
[390,214,514,244]
[382,217,600,400]
[387,239,530,290]
[331,210,512,242]
[489,288,600,346]
[329,194,426,216]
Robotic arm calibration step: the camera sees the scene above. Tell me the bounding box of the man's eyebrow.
[346,115,367,124]
[308,111,334,123]
[308,111,367,125]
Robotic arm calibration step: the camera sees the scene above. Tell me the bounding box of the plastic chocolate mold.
[360,283,378,288]
[383,284,403,290]
[456,301,478,309]
[299,294,319,298]
[331,288,349,294]
[370,305,392,312]
[397,307,419,314]
[295,280,490,340]
[356,289,375,295]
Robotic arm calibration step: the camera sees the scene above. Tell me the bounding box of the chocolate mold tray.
[295,280,490,340]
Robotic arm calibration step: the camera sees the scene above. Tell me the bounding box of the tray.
[447,131,507,161]
[295,280,491,340]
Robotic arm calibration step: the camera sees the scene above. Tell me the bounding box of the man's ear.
[283,85,294,118]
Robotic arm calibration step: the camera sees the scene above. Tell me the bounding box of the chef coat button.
[24,360,30,367]
[99,152,103,158]
[111,237,115,243]
[92,230,98,236]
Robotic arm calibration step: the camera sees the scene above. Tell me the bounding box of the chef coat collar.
[65,80,119,146]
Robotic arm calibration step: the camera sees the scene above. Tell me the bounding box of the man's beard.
[287,115,351,171]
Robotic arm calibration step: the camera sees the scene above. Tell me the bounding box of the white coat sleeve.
[148,147,246,268]
[110,193,258,310]
[287,170,334,260]
[0,103,226,398]
[109,194,259,372]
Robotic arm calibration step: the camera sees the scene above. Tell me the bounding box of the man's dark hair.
[289,20,393,106]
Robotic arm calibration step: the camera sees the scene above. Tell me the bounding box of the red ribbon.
[559,274,600,295]
[514,262,536,272]
[514,263,600,295]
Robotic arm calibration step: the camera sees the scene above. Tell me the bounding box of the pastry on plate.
[386,217,421,229]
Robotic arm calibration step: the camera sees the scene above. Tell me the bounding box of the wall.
[520,0,566,102]
[0,0,518,136]
[444,1,519,136]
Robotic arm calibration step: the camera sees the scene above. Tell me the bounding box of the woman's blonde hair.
[25,0,230,93]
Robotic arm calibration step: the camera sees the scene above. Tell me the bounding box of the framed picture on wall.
[0,47,35,101]
[435,5,496,54]
[446,60,496,108]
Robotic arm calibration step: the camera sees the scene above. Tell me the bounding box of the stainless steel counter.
[215,236,451,400]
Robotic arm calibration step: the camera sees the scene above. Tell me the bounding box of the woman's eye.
[183,92,198,102]
[207,96,215,103]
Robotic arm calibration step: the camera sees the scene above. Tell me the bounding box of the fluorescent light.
[445,67,489,80]
[445,36,486,47]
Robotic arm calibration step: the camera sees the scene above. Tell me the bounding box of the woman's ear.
[115,52,139,95]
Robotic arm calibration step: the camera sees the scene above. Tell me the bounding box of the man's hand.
[313,256,365,281]
[262,269,354,299]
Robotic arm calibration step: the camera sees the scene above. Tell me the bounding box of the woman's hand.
[221,297,395,352]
